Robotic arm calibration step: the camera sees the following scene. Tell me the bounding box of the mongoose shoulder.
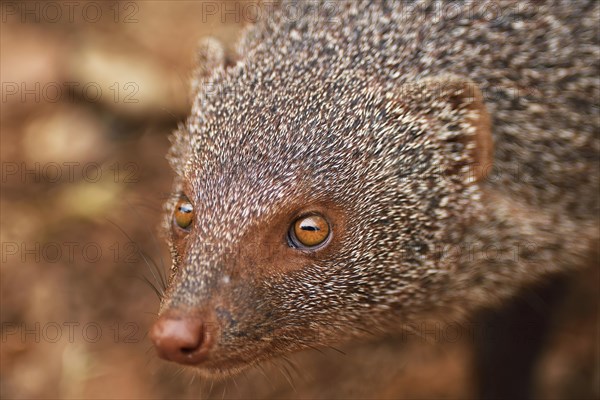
[150,0,599,378]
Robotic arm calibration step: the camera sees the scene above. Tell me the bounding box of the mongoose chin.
[149,1,599,378]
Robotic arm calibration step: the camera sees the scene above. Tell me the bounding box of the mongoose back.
[150,0,599,383]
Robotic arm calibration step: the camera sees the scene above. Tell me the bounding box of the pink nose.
[149,315,211,365]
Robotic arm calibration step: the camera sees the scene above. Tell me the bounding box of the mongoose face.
[148,0,599,379]
[152,53,491,375]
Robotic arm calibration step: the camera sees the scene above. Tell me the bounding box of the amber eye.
[289,214,331,249]
[174,196,194,230]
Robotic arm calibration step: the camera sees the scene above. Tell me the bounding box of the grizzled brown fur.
[159,0,599,376]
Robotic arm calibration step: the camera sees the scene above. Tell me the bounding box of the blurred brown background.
[0,1,598,399]
[1,1,242,398]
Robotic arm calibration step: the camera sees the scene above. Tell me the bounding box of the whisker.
[325,345,346,355]
[255,363,274,389]
[140,275,163,300]
[105,218,165,296]
[125,199,169,287]
[160,106,182,123]
[124,272,162,299]
[305,343,326,355]
[281,355,304,382]
[221,381,227,400]
[140,249,168,292]
[208,377,215,397]
[241,369,251,384]
[173,366,186,378]
[231,373,239,390]
[277,361,296,392]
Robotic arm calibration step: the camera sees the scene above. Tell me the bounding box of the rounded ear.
[388,76,494,183]
[443,77,493,182]
[419,76,494,182]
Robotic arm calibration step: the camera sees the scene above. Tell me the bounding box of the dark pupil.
[301,224,319,231]
[179,204,193,214]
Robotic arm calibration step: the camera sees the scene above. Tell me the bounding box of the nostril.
[149,315,211,365]
[181,347,195,354]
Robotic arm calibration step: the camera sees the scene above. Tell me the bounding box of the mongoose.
[150,0,599,394]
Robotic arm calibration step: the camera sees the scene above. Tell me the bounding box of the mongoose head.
[149,35,493,377]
